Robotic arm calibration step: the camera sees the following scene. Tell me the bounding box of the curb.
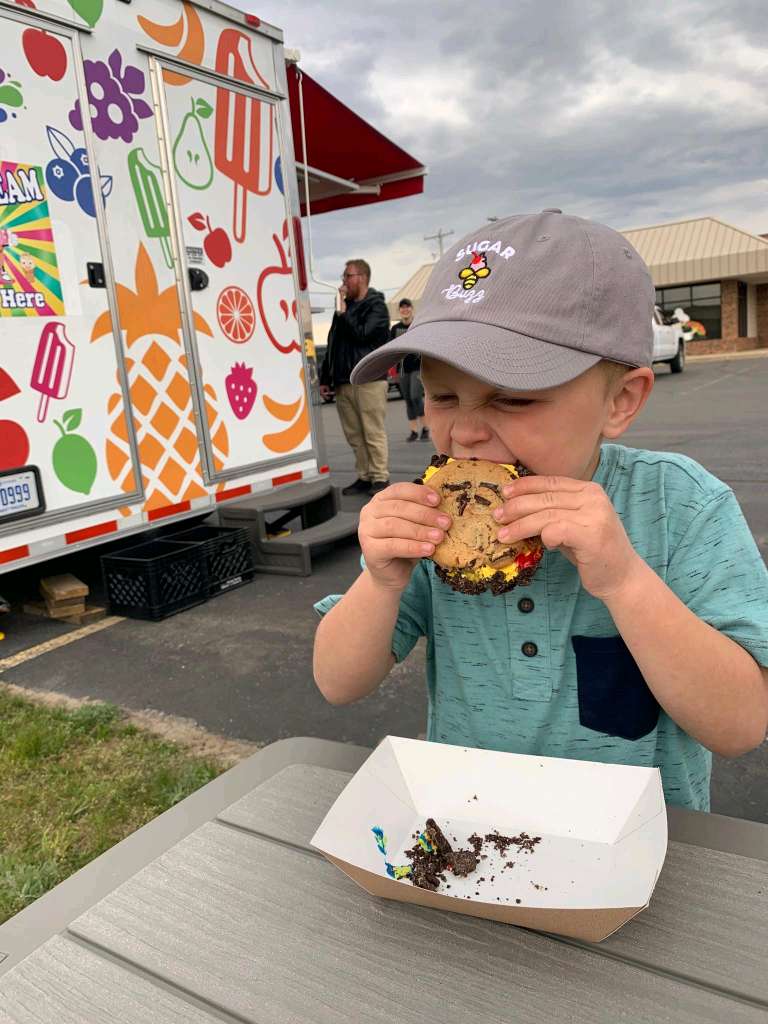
[687,349,768,363]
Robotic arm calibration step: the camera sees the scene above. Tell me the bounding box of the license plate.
[0,468,43,519]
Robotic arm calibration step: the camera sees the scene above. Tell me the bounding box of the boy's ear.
[602,368,655,439]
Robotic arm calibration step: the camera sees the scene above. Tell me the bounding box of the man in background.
[390,298,428,442]
[320,259,391,494]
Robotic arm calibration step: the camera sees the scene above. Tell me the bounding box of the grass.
[0,689,225,924]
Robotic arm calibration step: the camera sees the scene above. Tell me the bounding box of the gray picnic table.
[0,737,767,1023]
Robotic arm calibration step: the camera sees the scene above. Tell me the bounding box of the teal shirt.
[315,444,768,810]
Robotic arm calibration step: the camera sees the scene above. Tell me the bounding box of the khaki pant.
[335,381,389,483]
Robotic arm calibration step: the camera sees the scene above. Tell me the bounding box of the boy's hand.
[494,476,644,601]
[358,482,451,592]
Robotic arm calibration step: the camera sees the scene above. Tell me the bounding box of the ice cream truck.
[0,0,425,573]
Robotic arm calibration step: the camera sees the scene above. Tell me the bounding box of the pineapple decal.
[91,244,229,511]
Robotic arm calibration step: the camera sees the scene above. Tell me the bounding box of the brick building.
[622,217,768,355]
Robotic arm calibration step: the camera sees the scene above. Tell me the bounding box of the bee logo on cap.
[458,252,490,291]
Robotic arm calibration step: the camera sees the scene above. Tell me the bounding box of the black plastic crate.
[164,525,255,596]
[101,539,209,621]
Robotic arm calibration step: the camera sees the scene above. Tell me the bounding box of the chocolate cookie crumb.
[452,850,479,876]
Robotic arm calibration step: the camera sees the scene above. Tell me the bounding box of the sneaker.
[342,478,371,495]
[369,480,390,494]
[420,428,430,441]
[406,431,418,442]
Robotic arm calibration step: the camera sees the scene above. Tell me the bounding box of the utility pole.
[424,227,454,258]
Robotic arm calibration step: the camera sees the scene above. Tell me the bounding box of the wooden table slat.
[67,822,767,1024]
[0,935,222,1024]
[218,764,768,1003]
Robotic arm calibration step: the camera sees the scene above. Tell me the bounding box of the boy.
[313,210,768,811]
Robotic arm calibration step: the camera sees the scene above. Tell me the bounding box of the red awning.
[286,64,426,215]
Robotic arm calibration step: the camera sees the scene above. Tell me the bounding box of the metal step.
[217,480,358,576]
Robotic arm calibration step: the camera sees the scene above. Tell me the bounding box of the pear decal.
[52,409,98,495]
[172,97,214,190]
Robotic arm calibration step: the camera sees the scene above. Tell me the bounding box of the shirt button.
[521,642,538,658]
[518,597,534,614]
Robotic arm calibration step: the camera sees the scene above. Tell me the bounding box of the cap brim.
[351,320,602,391]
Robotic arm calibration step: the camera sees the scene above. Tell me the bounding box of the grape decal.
[69,50,152,144]
[0,67,24,124]
[45,126,112,218]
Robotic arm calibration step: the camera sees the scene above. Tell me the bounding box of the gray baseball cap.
[351,209,654,390]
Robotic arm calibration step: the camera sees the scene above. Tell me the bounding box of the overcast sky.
[240,0,767,335]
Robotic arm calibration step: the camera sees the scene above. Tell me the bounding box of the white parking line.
[677,364,755,396]
[0,616,124,674]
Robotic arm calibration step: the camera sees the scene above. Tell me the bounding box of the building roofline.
[621,215,768,248]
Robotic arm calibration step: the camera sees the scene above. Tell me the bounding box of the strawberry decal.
[226,362,257,420]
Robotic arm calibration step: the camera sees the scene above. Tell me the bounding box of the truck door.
[149,33,311,486]
[0,6,141,535]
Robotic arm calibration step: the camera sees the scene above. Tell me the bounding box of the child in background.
[313,210,768,811]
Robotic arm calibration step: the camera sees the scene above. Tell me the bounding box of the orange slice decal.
[137,2,204,86]
[262,367,310,454]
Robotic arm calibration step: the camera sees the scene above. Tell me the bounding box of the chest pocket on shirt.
[571,635,660,741]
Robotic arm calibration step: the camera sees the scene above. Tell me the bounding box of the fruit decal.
[262,368,310,454]
[22,29,67,82]
[69,50,151,144]
[137,2,204,87]
[0,368,29,470]
[0,68,24,124]
[257,223,300,355]
[0,420,29,469]
[30,322,75,421]
[225,362,257,420]
[0,160,64,317]
[172,98,214,190]
[91,245,229,512]
[128,148,172,269]
[214,30,273,242]
[188,212,231,268]
[64,0,103,28]
[52,408,97,495]
[217,285,255,343]
[45,126,112,218]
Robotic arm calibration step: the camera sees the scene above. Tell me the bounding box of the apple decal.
[22,28,68,82]
[188,211,232,269]
[257,221,300,356]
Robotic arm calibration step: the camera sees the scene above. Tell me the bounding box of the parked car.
[315,345,402,400]
[652,305,686,373]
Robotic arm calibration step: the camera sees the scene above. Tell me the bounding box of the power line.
[424,227,454,257]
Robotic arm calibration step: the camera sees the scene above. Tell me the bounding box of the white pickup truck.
[652,305,687,373]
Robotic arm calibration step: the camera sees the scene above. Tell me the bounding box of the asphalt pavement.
[1,354,767,822]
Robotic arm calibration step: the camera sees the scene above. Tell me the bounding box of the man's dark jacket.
[320,288,390,387]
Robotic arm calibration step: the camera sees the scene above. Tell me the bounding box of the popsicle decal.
[128,147,172,269]
[52,408,98,495]
[172,98,214,190]
[0,68,24,124]
[137,3,205,87]
[216,285,255,343]
[262,367,310,454]
[30,321,74,421]
[0,160,64,317]
[69,50,152,144]
[257,225,300,355]
[0,368,29,471]
[22,29,68,82]
[188,212,231,268]
[45,126,113,219]
[91,244,229,511]
[214,30,274,243]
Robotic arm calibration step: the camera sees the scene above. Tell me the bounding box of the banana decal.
[262,368,310,454]
[137,2,204,86]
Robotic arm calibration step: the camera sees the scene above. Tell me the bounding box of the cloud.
[237,0,768,297]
